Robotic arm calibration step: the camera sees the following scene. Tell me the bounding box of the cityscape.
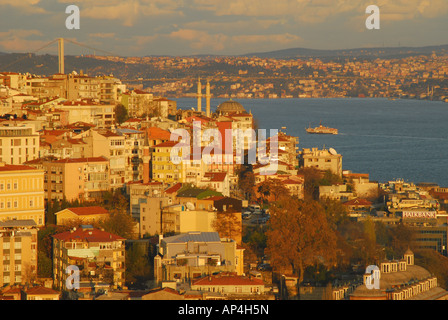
[1,1,448,310]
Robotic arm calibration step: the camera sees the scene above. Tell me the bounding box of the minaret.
[197,77,202,112]
[205,80,211,117]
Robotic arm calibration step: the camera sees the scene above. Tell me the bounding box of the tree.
[125,243,152,287]
[266,198,338,283]
[99,210,136,239]
[257,179,290,204]
[296,167,322,200]
[114,104,129,124]
[212,211,242,244]
[320,198,349,229]
[237,166,256,201]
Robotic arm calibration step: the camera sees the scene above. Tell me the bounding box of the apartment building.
[151,141,187,184]
[0,163,44,226]
[55,99,115,129]
[300,147,343,177]
[26,157,109,202]
[0,125,40,165]
[154,232,244,283]
[52,225,126,290]
[0,220,39,287]
[83,129,126,189]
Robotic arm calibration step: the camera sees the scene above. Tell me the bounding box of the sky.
[0,0,447,57]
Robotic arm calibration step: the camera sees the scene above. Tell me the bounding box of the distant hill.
[243,44,448,59]
[1,44,447,78]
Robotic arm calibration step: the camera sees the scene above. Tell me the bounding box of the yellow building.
[161,204,217,235]
[151,141,187,185]
[0,163,44,226]
[55,206,110,226]
[0,220,39,287]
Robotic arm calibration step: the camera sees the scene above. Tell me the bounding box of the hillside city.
[1,50,448,301]
[88,52,448,101]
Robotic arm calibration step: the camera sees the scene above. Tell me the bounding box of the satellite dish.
[329,148,337,155]
[185,202,195,210]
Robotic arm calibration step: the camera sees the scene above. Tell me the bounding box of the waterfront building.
[300,147,343,177]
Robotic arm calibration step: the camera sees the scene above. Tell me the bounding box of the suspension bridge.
[0,37,119,74]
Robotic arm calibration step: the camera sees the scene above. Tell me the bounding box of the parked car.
[248,204,261,212]
[252,217,269,224]
[242,212,252,220]
[257,263,272,271]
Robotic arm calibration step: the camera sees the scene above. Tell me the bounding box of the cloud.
[168,29,302,54]
[56,0,183,27]
[89,33,116,39]
[0,0,47,14]
[0,29,47,52]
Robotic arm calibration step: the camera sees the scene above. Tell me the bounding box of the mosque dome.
[216,99,246,114]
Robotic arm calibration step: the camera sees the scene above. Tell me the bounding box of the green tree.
[114,104,129,124]
[125,243,152,286]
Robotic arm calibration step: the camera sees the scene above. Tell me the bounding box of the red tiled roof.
[145,127,173,141]
[203,172,227,182]
[204,195,225,201]
[52,156,108,163]
[0,164,40,172]
[282,179,304,185]
[53,227,125,242]
[25,286,59,296]
[165,183,183,194]
[64,206,109,216]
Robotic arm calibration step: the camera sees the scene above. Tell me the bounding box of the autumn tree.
[99,210,137,240]
[320,198,349,229]
[266,198,338,283]
[257,179,290,204]
[296,167,322,200]
[213,211,242,244]
[237,165,256,201]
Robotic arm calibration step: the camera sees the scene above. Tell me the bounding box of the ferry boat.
[306,121,338,135]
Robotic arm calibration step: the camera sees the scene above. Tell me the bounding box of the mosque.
[195,78,249,117]
[346,249,448,300]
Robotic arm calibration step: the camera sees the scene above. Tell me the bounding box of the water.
[173,97,448,186]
